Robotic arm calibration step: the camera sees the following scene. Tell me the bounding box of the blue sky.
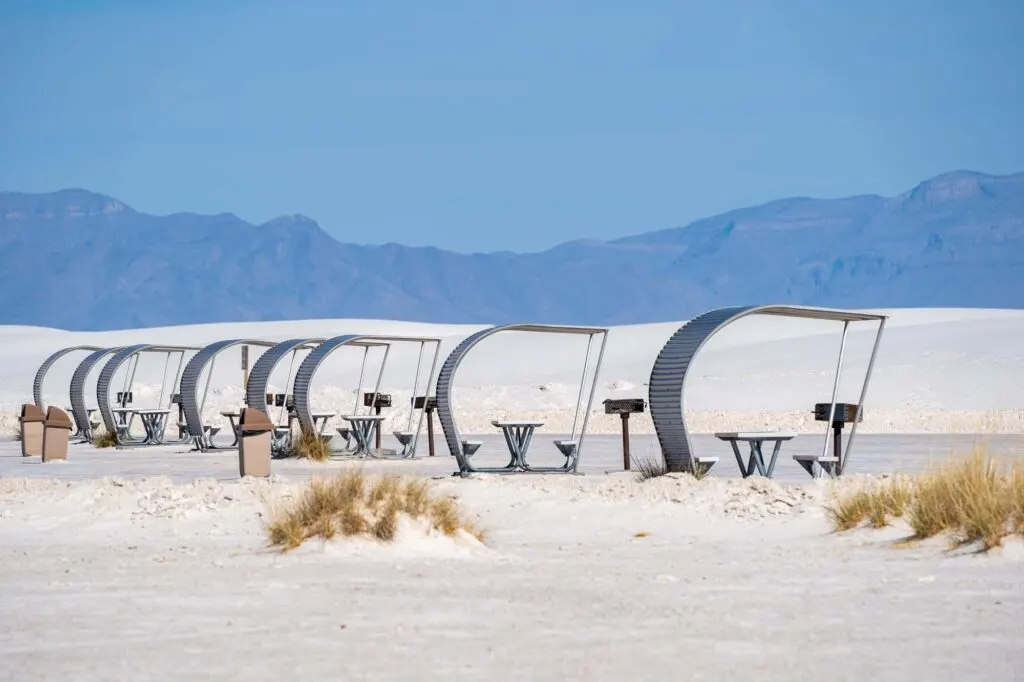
[1,0,1021,252]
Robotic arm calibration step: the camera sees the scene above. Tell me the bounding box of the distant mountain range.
[1,170,1022,331]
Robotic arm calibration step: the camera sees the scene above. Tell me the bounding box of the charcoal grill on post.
[604,398,646,471]
[413,396,438,457]
[813,402,862,476]
[364,392,392,449]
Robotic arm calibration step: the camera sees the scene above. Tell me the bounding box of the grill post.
[604,398,646,471]
[620,412,631,470]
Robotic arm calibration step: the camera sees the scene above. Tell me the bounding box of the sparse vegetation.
[290,428,332,461]
[632,453,667,482]
[631,453,710,482]
[266,469,485,551]
[825,476,912,531]
[827,446,1024,551]
[94,430,118,448]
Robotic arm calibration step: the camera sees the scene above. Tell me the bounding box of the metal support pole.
[842,317,887,474]
[621,412,631,471]
[408,341,424,433]
[158,351,172,408]
[170,351,186,410]
[371,344,390,450]
[570,334,595,441]
[409,340,441,460]
[354,346,369,415]
[821,321,850,468]
[125,353,140,405]
[576,331,609,465]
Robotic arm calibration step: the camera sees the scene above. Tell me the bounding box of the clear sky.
[1,0,1021,252]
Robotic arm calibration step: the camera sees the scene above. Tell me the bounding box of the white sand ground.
[1,437,1023,681]
[2,308,1023,680]
[1,307,1023,438]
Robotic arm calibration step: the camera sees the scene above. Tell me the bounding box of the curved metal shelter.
[292,334,441,458]
[245,338,325,415]
[179,339,277,450]
[436,323,609,475]
[69,347,121,442]
[96,344,201,445]
[648,305,887,475]
[33,345,102,410]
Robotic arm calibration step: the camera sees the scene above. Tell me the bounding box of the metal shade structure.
[96,344,201,445]
[69,347,122,442]
[244,338,325,422]
[291,334,442,458]
[648,305,887,474]
[436,323,609,475]
[179,339,278,450]
[33,345,102,410]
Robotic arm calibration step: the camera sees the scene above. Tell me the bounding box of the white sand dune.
[2,307,1022,437]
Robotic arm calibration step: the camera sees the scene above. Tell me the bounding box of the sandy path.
[1,470,1022,681]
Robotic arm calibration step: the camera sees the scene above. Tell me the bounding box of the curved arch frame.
[436,323,609,475]
[96,344,200,445]
[245,338,325,416]
[70,347,121,442]
[292,334,441,458]
[648,305,887,474]
[33,345,102,411]
[179,339,277,450]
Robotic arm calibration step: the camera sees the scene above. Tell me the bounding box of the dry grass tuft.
[829,446,1023,551]
[826,488,873,531]
[290,428,332,461]
[266,469,485,550]
[94,430,118,448]
[632,454,667,482]
[631,453,710,482]
[868,475,913,528]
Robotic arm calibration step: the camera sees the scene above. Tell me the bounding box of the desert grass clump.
[632,453,667,482]
[266,469,485,550]
[867,475,913,528]
[631,453,710,482]
[826,488,874,531]
[828,446,1022,551]
[290,428,332,462]
[93,430,118,448]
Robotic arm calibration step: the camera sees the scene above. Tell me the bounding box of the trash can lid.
[20,403,45,422]
[238,408,274,433]
[43,406,74,429]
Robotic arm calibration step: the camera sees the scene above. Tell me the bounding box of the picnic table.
[492,420,545,470]
[220,411,244,446]
[341,414,387,457]
[714,431,798,478]
[135,409,171,445]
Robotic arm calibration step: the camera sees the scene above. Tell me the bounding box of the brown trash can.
[42,407,74,462]
[19,404,46,457]
[238,408,273,478]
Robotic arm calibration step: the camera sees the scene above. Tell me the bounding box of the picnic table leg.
[154,414,167,445]
[229,415,240,447]
[748,441,767,477]
[729,441,748,477]
[765,440,784,478]
[520,426,537,468]
[500,427,520,469]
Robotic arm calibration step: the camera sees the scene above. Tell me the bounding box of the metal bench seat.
[793,454,839,478]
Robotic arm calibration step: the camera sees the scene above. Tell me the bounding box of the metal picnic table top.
[714,431,798,478]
